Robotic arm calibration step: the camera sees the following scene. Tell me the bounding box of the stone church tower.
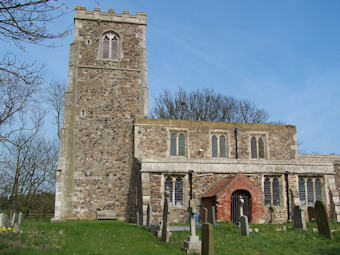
[53,7,148,222]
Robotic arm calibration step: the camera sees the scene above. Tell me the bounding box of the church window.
[101,31,120,59]
[165,176,183,206]
[299,177,323,205]
[251,137,257,159]
[170,132,186,156]
[264,177,271,206]
[299,177,306,205]
[250,135,267,159]
[211,134,227,158]
[264,176,280,206]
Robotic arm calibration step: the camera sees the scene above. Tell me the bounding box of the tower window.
[101,31,120,59]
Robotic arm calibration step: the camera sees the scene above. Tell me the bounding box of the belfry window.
[264,176,280,206]
[165,176,184,206]
[170,132,186,156]
[102,31,120,59]
[211,134,227,158]
[251,135,266,159]
[298,177,323,205]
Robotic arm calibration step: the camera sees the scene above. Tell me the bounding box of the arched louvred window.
[264,177,271,206]
[220,135,226,157]
[102,31,120,59]
[307,178,314,205]
[258,137,265,158]
[299,178,306,204]
[212,135,218,157]
[251,137,257,158]
[175,177,183,206]
[178,133,185,156]
[272,177,280,206]
[170,133,177,156]
[165,177,173,205]
[315,178,322,201]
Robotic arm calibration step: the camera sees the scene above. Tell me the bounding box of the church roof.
[201,177,233,198]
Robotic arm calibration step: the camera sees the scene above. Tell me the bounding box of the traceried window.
[211,134,227,158]
[165,176,184,206]
[264,176,280,206]
[170,132,186,156]
[251,135,266,159]
[102,31,120,59]
[299,177,323,205]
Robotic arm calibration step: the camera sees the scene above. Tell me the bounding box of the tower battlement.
[75,6,146,24]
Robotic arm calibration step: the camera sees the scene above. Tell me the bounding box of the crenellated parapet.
[75,6,146,25]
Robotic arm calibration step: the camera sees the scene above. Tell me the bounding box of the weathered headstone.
[11,213,18,227]
[146,204,151,229]
[18,212,24,225]
[208,206,216,226]
[182,200,201,254]
[307,206,315,221]
[0,213,9,229]
[293,206,306,229]
[201,223,214,255]
[161,189,171,243]
[315,201,333,239]
[240,215,249,236]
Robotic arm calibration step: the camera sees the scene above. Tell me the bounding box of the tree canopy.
[150,88,269,124]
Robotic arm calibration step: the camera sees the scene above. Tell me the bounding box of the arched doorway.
[231,190,252,224]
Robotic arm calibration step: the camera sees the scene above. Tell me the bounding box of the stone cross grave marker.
[315,201,333,239]
[240,215,249,236]
[161,188,171,243]
[18,212,24,225]
[208,206,217,226]
[11,213,18,227]
[293,206,306,229]
[182,200,201,254]
[202,223,214,255]
[0,213,9,229]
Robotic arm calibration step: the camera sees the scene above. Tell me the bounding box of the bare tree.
[150,88,269,124]
[47,80,66,139]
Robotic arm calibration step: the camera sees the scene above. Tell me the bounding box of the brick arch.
[204,172,265,223]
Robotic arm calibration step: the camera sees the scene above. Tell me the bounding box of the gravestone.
[239,196,244,227]
[202,223,214,255]
[182,200,201,254]
[11,213,18,226]
[208,206,217,226]
[315,201,333,239]
[240,215,249,236]
[293,206,306,229]
[307,206,315,221]
[18,212,24,225]
[161,189,171,243]
[0,213,9,229]
[146,204,151,229]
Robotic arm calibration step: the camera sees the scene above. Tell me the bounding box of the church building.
[52,7,340,225]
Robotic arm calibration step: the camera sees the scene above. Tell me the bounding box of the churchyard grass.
[0,218,339,255]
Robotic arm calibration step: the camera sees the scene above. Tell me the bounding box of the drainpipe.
[188,170,194,200]
[234,128,238,159]
[284,171,291,221]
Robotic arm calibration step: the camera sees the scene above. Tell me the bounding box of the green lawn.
[0,218,339,255]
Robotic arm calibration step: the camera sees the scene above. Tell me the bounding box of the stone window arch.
[165,176,184,206]
[211,133,228,158]
[220,135,226,157]
[165,176,173,204]
[263,176,281,206]
[169,132,187,157]
[315,178,322,201]
[101,31,120,59]
[272,177,280,206]
[264,177,271,206]
[258,137,264,158]
[250,134,267,159]
[212,135,218,157]
[251,137,257,159]
[298,177,306,205]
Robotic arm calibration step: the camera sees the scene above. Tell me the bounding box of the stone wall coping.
[297,154,340,162]
[140,158,334,174]
[134,118,296,131]
[75,6,146,25]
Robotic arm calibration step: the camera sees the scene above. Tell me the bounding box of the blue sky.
[3,0,339,154]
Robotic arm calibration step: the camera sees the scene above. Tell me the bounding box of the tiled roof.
[201,177,233,198]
